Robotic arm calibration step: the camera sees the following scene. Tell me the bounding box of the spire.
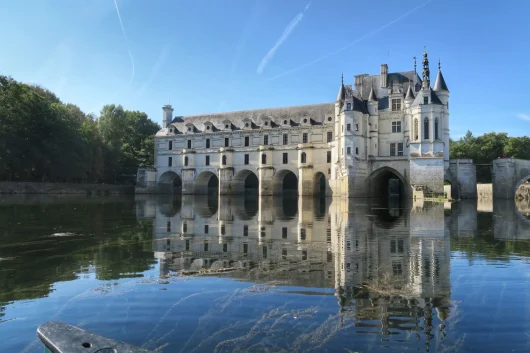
[368,86,378,102]
[405,81,415,101]
[422,48,430,89]
[433,60,449,92]
[336,73,345,101]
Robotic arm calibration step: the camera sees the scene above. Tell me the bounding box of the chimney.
[380,64,388,88]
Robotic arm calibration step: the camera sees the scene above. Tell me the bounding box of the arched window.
[184,156,189,166]
[261,153,267,164]
[414,119,419,141]
[301,152,307,163]
[434,118,439,140]
[424,117,429,140]
[222,155,227,166]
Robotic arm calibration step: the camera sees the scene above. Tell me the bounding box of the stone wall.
[409,158,444,195]
[492,158,530,199]
[449,159,477,199]
[0,182,133,195]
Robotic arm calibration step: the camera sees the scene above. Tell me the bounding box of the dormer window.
[327,117,332,122]
[423,96,428,105]
[391,99,401,111]
[242,118,252,130]
[283,119,288,125]
[303,118,308,123]
[346,103,352,111]
[222,119,232,131]
[264,121,268,126]
[206,126,210,130]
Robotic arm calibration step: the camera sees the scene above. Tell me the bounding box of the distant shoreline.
[0,181,134,195]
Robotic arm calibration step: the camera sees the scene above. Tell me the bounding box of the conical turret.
[368,87,378,102]
[433,59,449,92]
[336,73,345,101]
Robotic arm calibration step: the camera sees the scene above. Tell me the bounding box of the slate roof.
[167,103,335,133]
[433,70,449,92]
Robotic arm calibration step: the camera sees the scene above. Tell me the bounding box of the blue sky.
[1,0,528,138]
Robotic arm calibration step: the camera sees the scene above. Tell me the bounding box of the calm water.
[0,195,529,353]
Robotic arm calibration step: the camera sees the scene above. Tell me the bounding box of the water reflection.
[141,194,451,339]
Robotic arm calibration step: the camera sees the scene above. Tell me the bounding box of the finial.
[341,72,344,85]
[438,58,441,70]
[414,56,417,72]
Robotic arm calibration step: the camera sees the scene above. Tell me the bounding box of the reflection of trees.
[0,198,156,310]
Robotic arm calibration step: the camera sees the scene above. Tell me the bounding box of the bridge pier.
[492,158,530,199]
[449,159,477,199]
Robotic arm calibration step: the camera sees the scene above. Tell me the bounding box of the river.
[0,195,529,352]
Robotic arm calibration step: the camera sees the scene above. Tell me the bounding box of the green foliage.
[0,75,160,183]
[450,131,530,183]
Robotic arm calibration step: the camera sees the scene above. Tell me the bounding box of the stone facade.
[146,50,450,198]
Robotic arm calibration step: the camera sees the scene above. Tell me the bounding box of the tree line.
[450,131,530,183]
[0,75,160,184]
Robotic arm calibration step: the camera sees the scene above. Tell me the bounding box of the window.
[346,103,351,111]
[301,228,306,240]
[187,140,192,148]
[263,246,267,258]
[327,151,331,163]
[243,243,248,254]
[414,119,419,140]
[283,134,288,145]
[169,141,173,150]
[244,154,249,165]
[264,121,268,126]
[392,121,402,133]
[260,227,266,238]
[327,131,332,142]
[204,225,209,234]
[223,243,227,252]
[392,261,403,275]
[221,225,225,235]
[424,117,429,139]
[282,249,287,259]
[328,168,331,174]
[301,152,307,163]
[183,223,187,233]
[283,153,288,164]
[166,221,171,232]
[264,135,269,145]
[303,133,308,143]
[206,139,210,148]
[185,239,189,251]
[347,147,351,155]
[423,96,428,105]
[184,156,188,166]
[225,138,229,147]
[283,119,288,125]
[392,99,402,111]
[355,147,359,155]
[243,225,248,236]
[245,136,249,146]
[204,241,208,252]
[261,153,267,164]
[390,143,396,156]
[347,124,351,131]
[282,227,287,239]
[222,155,227,165]
[355,124,359,131]
[397,143,404,156]
[168,157,172,167]
[435,118,439,139]
[225,124,229,129]
[205,155,210,166]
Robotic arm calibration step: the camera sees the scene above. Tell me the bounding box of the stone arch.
[233,169,259,195]
[313,172,327,196]
[273,169,298,195]
[193,194,218,217]
[158,171,183,194]
[515,174,530,201]
[367,166,410,201]
[193,171,219,195]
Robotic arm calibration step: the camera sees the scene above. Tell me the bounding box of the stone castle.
[138,50,450,198]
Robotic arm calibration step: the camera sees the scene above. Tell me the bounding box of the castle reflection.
[137,195,451,337]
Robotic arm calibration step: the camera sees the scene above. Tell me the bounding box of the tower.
[162,104,174,128]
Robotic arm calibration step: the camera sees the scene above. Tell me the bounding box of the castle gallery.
[144,50,449,198]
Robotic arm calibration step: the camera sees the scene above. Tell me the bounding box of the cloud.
[265,0,432,81]
[113,0,135,86]
[516,113,530,121]
[256,1,311,75]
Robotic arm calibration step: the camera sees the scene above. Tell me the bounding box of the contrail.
[265,0,432,81]
[113,0,135,86]
[256,1,311,75]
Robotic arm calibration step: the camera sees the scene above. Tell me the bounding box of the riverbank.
[0,182,134,195]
